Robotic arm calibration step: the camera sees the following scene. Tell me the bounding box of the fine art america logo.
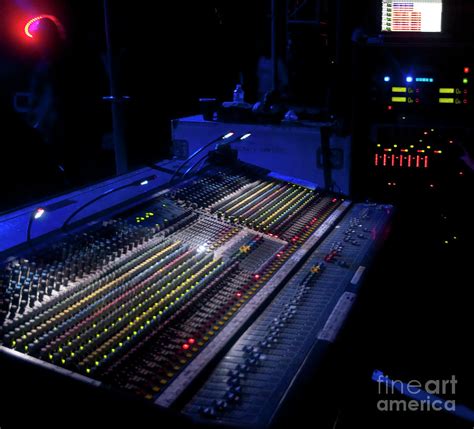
[374,370,457,413]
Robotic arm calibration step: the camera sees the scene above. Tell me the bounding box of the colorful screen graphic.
[382,0,443,32]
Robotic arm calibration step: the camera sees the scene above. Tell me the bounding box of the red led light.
[464,67,470,74]
[182,343,190,350]
[416,155,420,168]
[188,338,196,345]
[235,292,242,298]
[387,105,393,111]
[331,198,338,203]
[375,154,379,166]
[459,171,464,176]
[424,156,429,168]
[253,274,260,280]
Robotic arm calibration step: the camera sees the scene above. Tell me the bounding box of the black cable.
[168,132,234,184]
[26,209,44,244]
[182,154,211,179]
[180,133,253,181]
[61,175,157,231]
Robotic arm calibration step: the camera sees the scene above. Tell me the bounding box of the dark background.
[1,1,473,428]
[1,0,473,212]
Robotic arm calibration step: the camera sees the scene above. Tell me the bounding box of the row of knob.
[214,181,317,234]
[102,236,266,397]
[198,264,325,418]
[0,221,155,322]
[172,171,254,210]
[3,238,181,352]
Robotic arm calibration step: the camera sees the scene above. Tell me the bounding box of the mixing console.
[0,163,392,428]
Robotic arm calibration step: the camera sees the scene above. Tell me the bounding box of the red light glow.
[24,15,65,39]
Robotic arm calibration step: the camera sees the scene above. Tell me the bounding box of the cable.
[182,154,212,180]
[61,175,157,231]
[178,133,253,183]
[26,208,46,244]
[168,132,235,184]
[181,133,252,179]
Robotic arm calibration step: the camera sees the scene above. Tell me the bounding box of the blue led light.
[406,76,414,83]
[384,76,391,82]
[415,77,434,83]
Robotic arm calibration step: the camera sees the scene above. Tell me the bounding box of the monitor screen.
[381,0,443,33]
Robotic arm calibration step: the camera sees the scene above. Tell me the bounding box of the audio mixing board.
[0,162,392,428]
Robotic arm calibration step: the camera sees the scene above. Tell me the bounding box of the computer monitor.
[381,0,443,33]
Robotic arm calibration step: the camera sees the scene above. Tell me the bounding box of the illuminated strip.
[224,182,275,215]
[20,241,183,344]
[391,155,395,167]
[24,15,66,39]
[236,185,290,219]
[81,258,223,369]
[439,88,455,94]
[392,97,407,103]
[375,154,379,166]
[249,186,309,224]
[400,156,404,167]
[424,156,429,168]
[439,98,455,104]
[383,154,387,167]
[392,87,407,93]
[51,249,196,358]
[416,155,420,168]
[408,155,412,168]
[256,190,310,229]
